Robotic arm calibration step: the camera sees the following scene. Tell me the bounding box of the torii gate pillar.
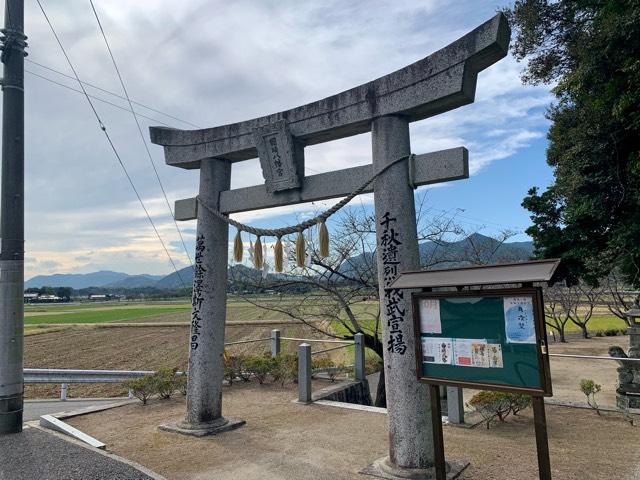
[371,115,436,473]
[160,159,245,436]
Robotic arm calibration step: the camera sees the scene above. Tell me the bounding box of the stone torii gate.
[150,13,509,478]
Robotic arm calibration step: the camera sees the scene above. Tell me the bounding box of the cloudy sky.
[1,0,554,280]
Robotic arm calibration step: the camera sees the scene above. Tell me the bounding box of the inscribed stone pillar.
[372,115,435,470]
[185,158,230,426]
[160,161,245,436]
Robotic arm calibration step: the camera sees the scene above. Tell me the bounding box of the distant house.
[38,294,61,303]
[23,293,39,303]
[88,294,108,301]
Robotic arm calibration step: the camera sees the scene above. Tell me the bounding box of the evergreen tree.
[506,0,640,286]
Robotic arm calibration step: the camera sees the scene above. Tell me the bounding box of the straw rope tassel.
[296,231,306,268]
[318,221,329,258]
[233,229,243,263]
[274,237,284,273]
[254,236,263,269]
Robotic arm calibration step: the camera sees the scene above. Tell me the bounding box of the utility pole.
[0,0,26,434]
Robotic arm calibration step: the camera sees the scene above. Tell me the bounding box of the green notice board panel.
[412,288,552,395]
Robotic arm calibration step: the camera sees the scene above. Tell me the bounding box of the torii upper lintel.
[149,13,509,168]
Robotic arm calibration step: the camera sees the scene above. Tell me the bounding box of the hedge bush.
[467,391,532,429]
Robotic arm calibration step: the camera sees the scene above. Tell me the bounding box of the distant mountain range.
[339,233,533,277]
[26,234,533,290]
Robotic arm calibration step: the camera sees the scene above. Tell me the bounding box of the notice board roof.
[389,259,560,290]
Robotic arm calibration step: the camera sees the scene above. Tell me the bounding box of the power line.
[35,0,188,290]
[88,0,194,269]
[25,69,172,126]
[25,58,201,128]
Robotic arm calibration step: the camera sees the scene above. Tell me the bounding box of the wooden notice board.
[412,287,552,396]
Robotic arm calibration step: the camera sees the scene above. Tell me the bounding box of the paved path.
[0,427,155,480]
[24,398,129,422]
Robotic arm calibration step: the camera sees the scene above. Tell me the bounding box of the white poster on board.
[422,337,453,365]
[419,299,441,334]
[504,296,536,344]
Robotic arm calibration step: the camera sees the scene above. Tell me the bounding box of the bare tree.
[232,193,519,407]
[603,270,639,327]
[543,284,571,343]
[565,282,603,339]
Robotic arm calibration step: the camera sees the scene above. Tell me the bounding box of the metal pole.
[0,0,26,435]
[60,383,67,401]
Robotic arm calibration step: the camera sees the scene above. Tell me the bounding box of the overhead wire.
[35,0,188,290]
[88,0,194,269]
[25,68,172,126]
[25,58,201,128]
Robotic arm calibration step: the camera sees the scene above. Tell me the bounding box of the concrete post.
[354,333,366,381]
[298,343,312,403]
[0,0,26,435]
[60,384,68,402]
[372,115,435,471]
[271,329,281,358]
[446,386,464,425]
[160,158,244,435]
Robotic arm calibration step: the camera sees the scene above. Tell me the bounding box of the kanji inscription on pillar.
[380,212,407,355]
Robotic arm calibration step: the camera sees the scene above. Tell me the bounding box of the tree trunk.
[580,325,589,339]
[361,332,386,408]
[375,364,387,408]
[559,329,566,343]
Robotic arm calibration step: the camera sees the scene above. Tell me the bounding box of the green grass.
[24,306,190,325]
[556,315,627,333]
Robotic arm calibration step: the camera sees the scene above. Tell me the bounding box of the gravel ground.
[67,382,640,480]
[0,427,155,480]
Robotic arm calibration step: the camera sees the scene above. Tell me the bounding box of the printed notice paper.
[504,296,536,344]
[419,299,441,334]
[488,343,504,368]
[471,342,490,368]
[422,337,453,365]
[452,338,479,366]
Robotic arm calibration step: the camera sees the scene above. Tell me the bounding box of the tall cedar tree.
[506,0,640,287]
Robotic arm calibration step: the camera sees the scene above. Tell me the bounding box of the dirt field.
[24,322,333,399]
[25,322,628,409]
[66,382,640,480]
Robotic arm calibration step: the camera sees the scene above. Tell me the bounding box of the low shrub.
[595,330,604,337]
[271,354,298,387]
[604,328,619,337]
[153,367,178,399]
[123,375,156,405]
[579,379,601,415]
[620,329,628,335]
[244,355,273,384]
[224,355,245,386]
[175,374,188,396]
[467,391,532,429]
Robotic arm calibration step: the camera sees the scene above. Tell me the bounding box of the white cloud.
[3,1,551,279]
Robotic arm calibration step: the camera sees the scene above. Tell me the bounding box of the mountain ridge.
[26,234,533,290]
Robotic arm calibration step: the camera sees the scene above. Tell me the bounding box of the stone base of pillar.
[159,416,245,437]
[361,456,469,480]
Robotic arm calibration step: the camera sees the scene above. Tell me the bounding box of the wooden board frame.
[412,287,552,396]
